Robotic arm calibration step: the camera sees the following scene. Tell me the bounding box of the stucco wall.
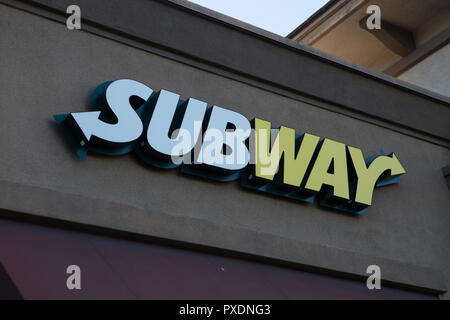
[0,2,449,297]
[399,43,450,97]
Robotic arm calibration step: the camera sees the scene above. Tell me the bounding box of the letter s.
[69,79,153,146]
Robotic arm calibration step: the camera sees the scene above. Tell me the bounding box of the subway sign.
[54,79,406,215]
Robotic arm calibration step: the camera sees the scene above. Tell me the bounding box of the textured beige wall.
[1,3,449,296]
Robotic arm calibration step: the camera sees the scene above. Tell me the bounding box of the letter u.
[142,89,208,163]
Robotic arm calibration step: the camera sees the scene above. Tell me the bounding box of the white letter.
[366,5,381,30]
[198,106,250,171]
[170,127,193,165]
[200,128,224,166]
[71,79,152,144]
[66,5,81,30]
[146,90,207,158]
[366,265,381,289]
[66,265,81,290]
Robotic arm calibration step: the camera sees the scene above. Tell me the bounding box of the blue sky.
[188,0,330,36]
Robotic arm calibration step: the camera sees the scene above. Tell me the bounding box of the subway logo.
[54,79,406,215]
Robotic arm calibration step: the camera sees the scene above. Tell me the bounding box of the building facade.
[0,0,449,299]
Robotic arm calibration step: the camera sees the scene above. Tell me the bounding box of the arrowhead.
[71,111,101,142]
[390,153,406,176]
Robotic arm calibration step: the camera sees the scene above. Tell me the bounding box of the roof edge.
[5,0,450,144]
[286,0,341,39]
[167,0,450,105]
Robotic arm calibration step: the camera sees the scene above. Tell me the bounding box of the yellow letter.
[348,147,406,206]
[254,118,319,187]
[305,138,349,200]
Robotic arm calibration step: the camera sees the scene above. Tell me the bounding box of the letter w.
[254,118,319,187]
